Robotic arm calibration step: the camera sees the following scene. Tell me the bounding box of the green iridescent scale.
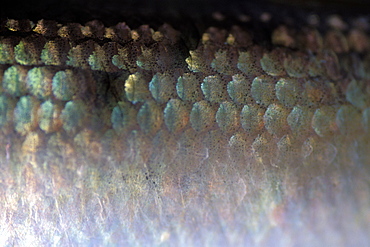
[0,18,369,167]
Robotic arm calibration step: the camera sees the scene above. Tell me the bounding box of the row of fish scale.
[188,45,348,81]
[7,124,349,169]
[1,64,369,143]
[186,26,370,81]
[2,65,96,101]
[175,72,340,108]
[1,22,369,110]
[3,17,369,52]
[109,96,370,142]
[0,92,118,139]
[2,23,370,79]
[0,27,185,74]
[2,19,137,42]
[272,23,370,53]
[0,19,370,168]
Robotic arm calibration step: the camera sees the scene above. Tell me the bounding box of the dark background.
[1,0,370,25]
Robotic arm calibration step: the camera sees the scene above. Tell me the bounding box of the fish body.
[0,1,370,246]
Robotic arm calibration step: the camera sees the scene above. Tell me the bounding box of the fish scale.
[0,19,369,164]
[0,7,370,246]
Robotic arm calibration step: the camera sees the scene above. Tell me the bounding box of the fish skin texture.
[0,2,370,246]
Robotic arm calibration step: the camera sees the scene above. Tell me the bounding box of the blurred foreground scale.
[0,7,370,246]
[37,100,63,134]
[111,101,137,134]
[52,69,80,101]
[137,101,163,135]
[14,95,40,135]
[26,66,56,100]
[2,65,29,97]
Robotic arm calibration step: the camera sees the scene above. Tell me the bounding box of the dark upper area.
[2,0,370,25]
[1,0,369,50]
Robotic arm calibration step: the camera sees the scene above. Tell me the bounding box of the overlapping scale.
[324,29,349,54]
[41,39,70,66]
[311,105,338,137]
[2,65,29,97]
[287,105,314,139]
[37,100,63,134]
[251,131,276,164]
[216,102,240,133]
[362,108,370,133]
[105,22,132,42]
[227,74,252,105]
[0,37,19,64]
[201,75,229,103]
[0,94,16,134]
[263,103,290,137]
[0,18,368,169]
[275,77,302,108]
[112,44,139,72]
[149,72,177,103]
[228,132,253,166]
[58,23,84,41]
[336,105,362,136]
[14,95,40,136]
[283,51,309,78]
[52,69,96,102]
[60,100,88,135]
[211,48,238,75]
[136,45,157,71]
[164,99,189,133]
[346,79,370,109]
[240,104,265,137]
[190,100,216,132]
[22,130,45,161]
[176,73,203,102]
[276,134,301,164]
[125,72,152,103]
[302,135,337,165]
[33,19,59,38]
[26,66,56,100]
[137,101,163,135]
[348,28,370,53]
[5,19,34,32]
[111,101,137,134]
[14,35,45,65]
[251,75,276,106]
[0,11,370,247]
[237,46,264,77]
[66,40,97,69]
[88,42,120,73]
[260,48,286,77]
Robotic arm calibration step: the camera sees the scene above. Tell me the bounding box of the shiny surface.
[0,6,370,246]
